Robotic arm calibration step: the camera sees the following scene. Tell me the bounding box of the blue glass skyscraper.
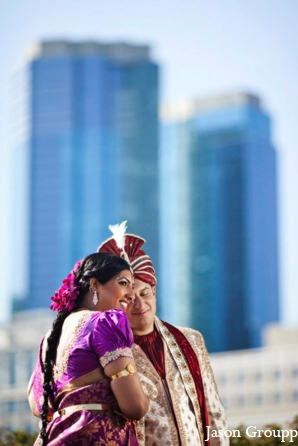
[16,40,159,310]
[160,93,279,352]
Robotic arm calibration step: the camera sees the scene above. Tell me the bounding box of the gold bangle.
[111,363,136,380]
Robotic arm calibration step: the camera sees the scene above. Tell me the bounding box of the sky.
[0,0,297,324]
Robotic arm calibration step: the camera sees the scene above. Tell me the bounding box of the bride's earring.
[93,291,99,306]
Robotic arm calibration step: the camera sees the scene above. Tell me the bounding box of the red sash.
[163,321,210,446]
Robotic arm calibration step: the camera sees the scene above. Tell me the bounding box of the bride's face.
[96,270,135,312]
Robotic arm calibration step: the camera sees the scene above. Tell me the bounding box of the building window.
[292,368,298,378]
[28,350,36,379]
[292,391,298,401]
[238,374,245,383]
[0,353,10,388]
[9,353,16,385]
[221,397,228,408]
[273,370,280,380]
[256,394,263,405]
[8,401,16,414]
[0,403,8,414]
[18,400,30,413]
[220,376,227,385]
[255,372,262,381]
[15,351,30,385]
[238,396,245,406]
[274,393,281,403]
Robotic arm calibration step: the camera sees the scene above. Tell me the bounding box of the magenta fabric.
[30,309,137,446]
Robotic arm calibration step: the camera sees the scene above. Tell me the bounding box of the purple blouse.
[53,309,134,392]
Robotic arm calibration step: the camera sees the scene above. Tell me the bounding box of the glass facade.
[190,126,246,351]
[159,120,192,326]
[19,42,159,310]
[161,94,279,352]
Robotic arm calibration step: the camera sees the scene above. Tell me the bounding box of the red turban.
[97,223,156,286]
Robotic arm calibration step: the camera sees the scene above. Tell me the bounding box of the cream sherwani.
[132,317,229,446]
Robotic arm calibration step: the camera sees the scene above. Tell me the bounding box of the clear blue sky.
[0,0,297,324]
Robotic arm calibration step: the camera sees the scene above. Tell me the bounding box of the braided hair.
[39,252,130,445]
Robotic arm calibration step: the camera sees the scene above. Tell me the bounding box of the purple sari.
[28,309,138,446]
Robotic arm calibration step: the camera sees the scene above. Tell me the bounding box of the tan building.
[0,309,54,432]
[211,324,298,428]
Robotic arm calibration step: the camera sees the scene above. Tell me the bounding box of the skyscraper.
[14,40,159,311]
[160,93,279,352]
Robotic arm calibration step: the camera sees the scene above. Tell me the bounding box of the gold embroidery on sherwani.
[132,344,179,446]
[179,327,229,445]
[155,317,205,445]
[133,320,228,446]
[100,347,133,368]
[163,341,201,446]
[53,311,91,380]
[182,327,220,393]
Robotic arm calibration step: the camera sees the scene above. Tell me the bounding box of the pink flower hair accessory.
[50,259,83,312]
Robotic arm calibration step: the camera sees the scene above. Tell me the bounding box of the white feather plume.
[108,221,128,251]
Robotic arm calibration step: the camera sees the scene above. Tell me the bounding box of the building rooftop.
[161,92,261,121]
[262,323,298,348]
[27,40,151,62]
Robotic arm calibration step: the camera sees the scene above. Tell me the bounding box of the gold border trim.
[53,311,91,380]
[100,347,133,368]
[155,317,205,444]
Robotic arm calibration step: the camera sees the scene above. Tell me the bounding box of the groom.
[98,224,228,446]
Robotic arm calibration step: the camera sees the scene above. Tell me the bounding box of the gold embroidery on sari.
[41,331,51,363]
[100,347,133,368]
[53,311,91,380]
[55,367,107,402]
